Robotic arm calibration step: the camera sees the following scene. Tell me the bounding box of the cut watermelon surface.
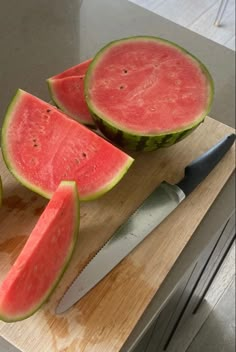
[48,75,94,126]
[48,58,94,126]
[1,90,134,200]
[0,181,79,322]
[50,58,92,80]
[85,36,214,151]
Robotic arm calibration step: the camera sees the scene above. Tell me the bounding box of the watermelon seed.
[46,109,51,113]
[123,69,128,74]
[82,152,87,158]
[32,138,38,147]
[120,86,124,90]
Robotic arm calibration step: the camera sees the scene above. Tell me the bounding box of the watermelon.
[47,58,95,126]
[0,176,2,207]
[1,90,134,201]
[0,180,79,322]
[85,36,214,151]
[48,75,95,127]
[49,58,92,80]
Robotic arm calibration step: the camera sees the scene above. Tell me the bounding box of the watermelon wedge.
[1,90,133,200]
[48,75,94,127]
[47,58,95,126]
[49,58,92,80]
[0,181,79,322]
[0,176,2,207]
[85,36,214,151]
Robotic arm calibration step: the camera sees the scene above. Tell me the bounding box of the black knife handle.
[177,133,235,196]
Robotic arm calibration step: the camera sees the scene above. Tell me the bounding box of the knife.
[56,133,235,314]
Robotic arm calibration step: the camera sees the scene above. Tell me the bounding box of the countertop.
[0,0,235,351]
[0,0,235,128]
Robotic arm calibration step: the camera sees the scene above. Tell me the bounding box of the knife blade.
[56,133,235,314]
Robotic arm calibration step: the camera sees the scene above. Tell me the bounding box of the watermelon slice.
[49,58,92,80]
[85,36,214,151]
[1,90,133,200]
[0,176,2,207]
[0,181,79,322]
[48,75,94,126]
[47,58,95,126]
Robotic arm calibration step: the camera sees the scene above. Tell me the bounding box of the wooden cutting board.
[0,117,235,352]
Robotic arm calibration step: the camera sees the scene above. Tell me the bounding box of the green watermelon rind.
[0,181,80,323]
[47,78,96,128]
[0,176,2,207]
[1,89,134,201]
[85,36,214,152]
[92,114,202,152]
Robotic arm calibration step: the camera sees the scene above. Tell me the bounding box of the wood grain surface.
[0,117,235,352]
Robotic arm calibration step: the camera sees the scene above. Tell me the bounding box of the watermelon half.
[0,180,79,322]
[47,58,95,126]
[1,90,134,201]
[85,36,214,151]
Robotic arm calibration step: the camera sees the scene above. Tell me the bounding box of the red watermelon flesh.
[50,58,93,80]
[48,58,94,126]
[0,181,79,322]
[48,75,94,126]
[85,37,213,135]
[1,90,133,200]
